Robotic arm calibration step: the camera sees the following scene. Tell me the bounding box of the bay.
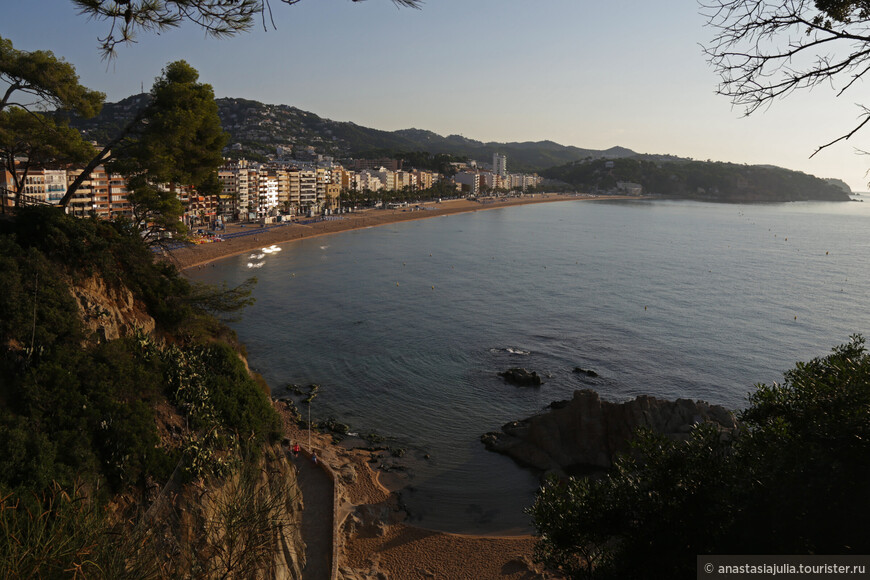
[188,198,870,534]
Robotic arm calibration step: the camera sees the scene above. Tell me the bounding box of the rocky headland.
[482,389,737,474]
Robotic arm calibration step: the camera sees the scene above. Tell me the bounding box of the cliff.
[0,208,306,578]
[70,274,156,341]
[67,274,307,578]
[482,389,737,473]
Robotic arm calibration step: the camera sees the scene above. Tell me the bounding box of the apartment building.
[493,153,507,178]
[453,171,480,194]
[315,167,331,206]
[411,169,437,191]
[353,158,402,172]
[354,170,383,192]
[257,176,279,218]
[299,169,317,207]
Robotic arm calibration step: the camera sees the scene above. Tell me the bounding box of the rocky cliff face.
[482,389,737,473]
[69,274,155,341]
[66,276,305,577]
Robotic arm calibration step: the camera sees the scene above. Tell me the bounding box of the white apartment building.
[493,153,507,178]
[258,177,279,218]
[376,167,396,191]
[354,170,383,192]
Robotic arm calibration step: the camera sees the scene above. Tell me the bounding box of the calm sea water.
[188,198,870,534]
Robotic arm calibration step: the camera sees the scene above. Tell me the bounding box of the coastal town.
[2,150,544,230]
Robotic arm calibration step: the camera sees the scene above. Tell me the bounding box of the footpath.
[292,450,334,580]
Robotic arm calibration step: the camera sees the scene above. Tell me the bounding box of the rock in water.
[498,368,543,386]
[481,389,737,473]
[572,366,599,378]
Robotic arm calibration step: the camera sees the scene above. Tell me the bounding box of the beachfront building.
[353,170,383,193]
[617,181,643,196]
[412,169,433,191]
[453,171,480,195]
[315,167,332,208]
[66,168,95,217]
[324,183,341,211]
[376,167,397,192]
[299,169,317,209]
[218,160,255,220]
[507,173,541,192]
[45,170,68,204]
[176,184,219,228]
[56,166,133,219]
[257,176,279,218]
[493,153,507,178]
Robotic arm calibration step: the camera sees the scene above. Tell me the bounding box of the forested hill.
[543,157,851,202]
[66,95,638,170]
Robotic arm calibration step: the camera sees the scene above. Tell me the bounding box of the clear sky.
[4,0,869,190]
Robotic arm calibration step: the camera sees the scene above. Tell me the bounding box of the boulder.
[498,368,543,386]
[482,389,738,472]
[572,366,599,378]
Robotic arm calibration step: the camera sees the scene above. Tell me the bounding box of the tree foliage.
[56,60,227,244]
[703,0,870,156]
[70,0,421,58]
[0,107,96,207]
[529,336,870,579]
[0,35,104,117]
[541,156,849,201]
[111,61,226,190]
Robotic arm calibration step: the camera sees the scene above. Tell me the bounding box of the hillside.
[67,95,637,170]
[543,157,851,202]
[0,208,305,577]
[65,95,851,200]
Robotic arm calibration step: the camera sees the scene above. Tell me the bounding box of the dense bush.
[0,209,269,494]
[529,336,870,579]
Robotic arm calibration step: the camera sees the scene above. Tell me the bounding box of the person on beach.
[293,443,300,457]
[312,452,318,465]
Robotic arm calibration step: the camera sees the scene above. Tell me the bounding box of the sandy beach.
[169,194,629,271]
[274,401,563,580]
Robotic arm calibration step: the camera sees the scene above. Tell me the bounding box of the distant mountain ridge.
[65,95,850,202]
[66,95,639,170]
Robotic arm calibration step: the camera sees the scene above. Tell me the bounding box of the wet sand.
[170,194,630,271]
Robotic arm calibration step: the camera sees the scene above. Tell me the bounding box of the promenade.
[292,449,334,580]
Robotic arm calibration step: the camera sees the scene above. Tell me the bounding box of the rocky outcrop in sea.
[481,389,737,474]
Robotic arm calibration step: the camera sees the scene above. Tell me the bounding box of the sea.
[187,197,870,534]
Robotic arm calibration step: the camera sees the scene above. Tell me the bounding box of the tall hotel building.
[493,153,507,178]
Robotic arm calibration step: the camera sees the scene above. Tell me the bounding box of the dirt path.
[293,451,334,580]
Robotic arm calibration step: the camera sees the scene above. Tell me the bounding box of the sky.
[3,0,870,190]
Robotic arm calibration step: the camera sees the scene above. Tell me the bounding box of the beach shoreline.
[187,196,596,577]
[169,194,633,271]
[273,401,562,579]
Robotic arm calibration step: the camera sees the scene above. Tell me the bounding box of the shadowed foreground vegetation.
[0,207,289,576]
[530,336,870,579]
